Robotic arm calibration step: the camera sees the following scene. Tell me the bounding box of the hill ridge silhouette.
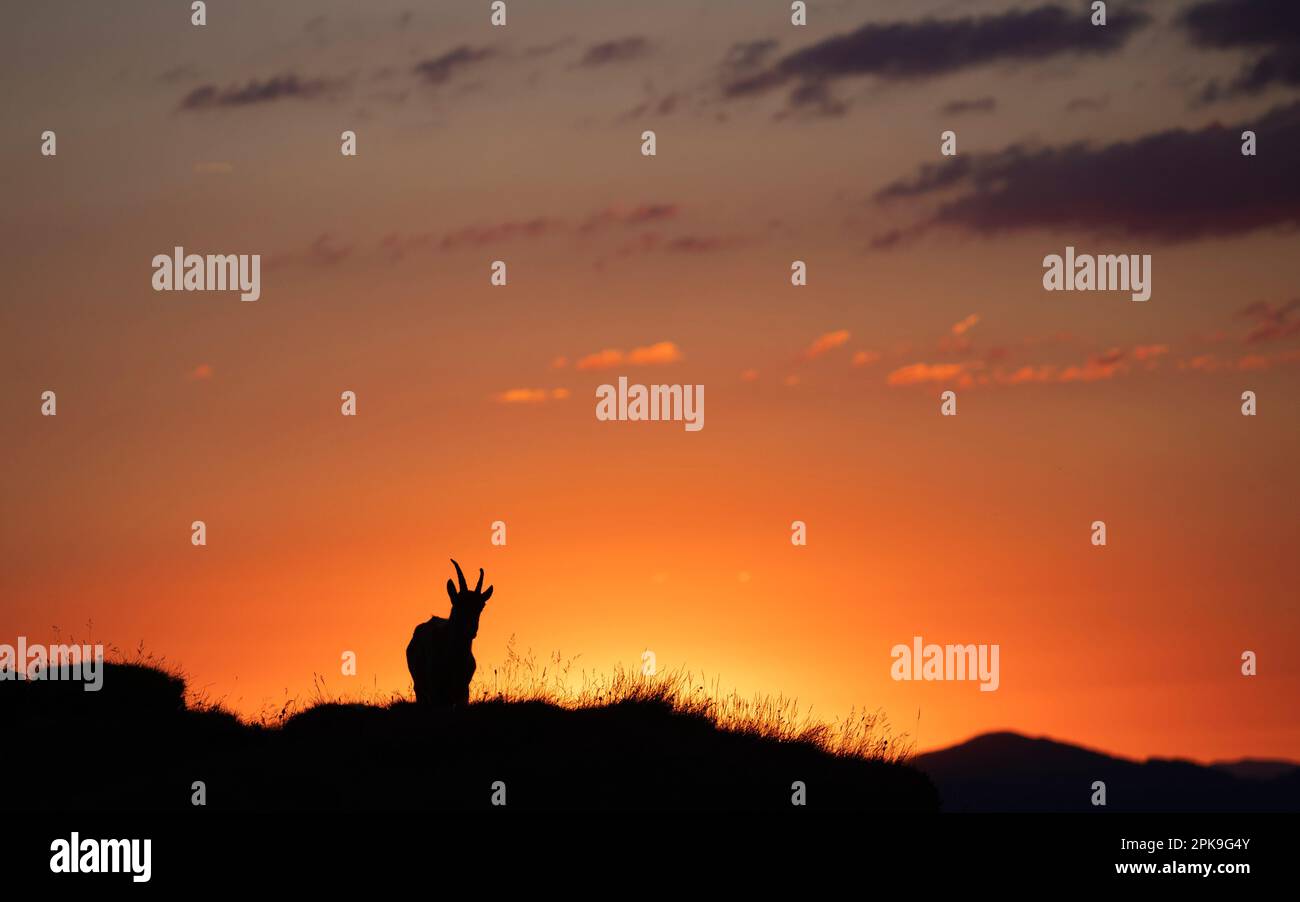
[2,659,937,812]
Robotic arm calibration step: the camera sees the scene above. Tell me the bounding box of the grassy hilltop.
[2,648,937,812]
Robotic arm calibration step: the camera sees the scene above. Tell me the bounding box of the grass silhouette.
[283,638,907,762]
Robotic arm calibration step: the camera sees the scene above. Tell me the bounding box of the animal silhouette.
[406,559,493,707]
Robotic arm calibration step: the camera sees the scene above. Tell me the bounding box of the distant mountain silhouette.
[913,731,1300,812]
[1210,759,1300,781]
[1,662,936,812]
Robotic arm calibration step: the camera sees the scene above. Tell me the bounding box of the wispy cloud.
[381,202,687,262]
[578,36,651,67]
[778,81,848,119]
[1180,348,1300,372]
[574,349,625,371]
[724,39,780,72]
[495,387,571,404]
[887,362,970,387]
[627,341,683,366]
[1238,299,1300,344]
[884,345,1178,388]
[1132,344,1170,361]
[663,235,739,254]
[1058,348,1128,382]
[439,218,560,250]
[414,46,495,85]
[307,233,352,265]
[802,329,851,360]
[265,233,354,270]
[579,204,680,233]
[179,73,337,110]
[574,341,683,371]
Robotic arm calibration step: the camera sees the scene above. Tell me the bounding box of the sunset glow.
[4,0,1298,765]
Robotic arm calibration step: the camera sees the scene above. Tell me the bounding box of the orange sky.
[3,0,1298,762]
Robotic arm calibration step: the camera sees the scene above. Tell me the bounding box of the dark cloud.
[724,5,1149,100]
[1183,0,1300,50]
[1183,0,1300,101]
[579,36,651,67]
[871,100,1300,245]
[939,96,997,116]
[179,74,334,110]
[1238,299,1300,344]
[620,92,682,121]
[724,39,779,71]
[779,81,848,119]
[413,46,495,85]
[579,204,680,233]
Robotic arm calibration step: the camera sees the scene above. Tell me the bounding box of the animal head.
[446,558,493,637]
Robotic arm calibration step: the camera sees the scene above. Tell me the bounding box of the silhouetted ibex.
[406,559,493,707]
